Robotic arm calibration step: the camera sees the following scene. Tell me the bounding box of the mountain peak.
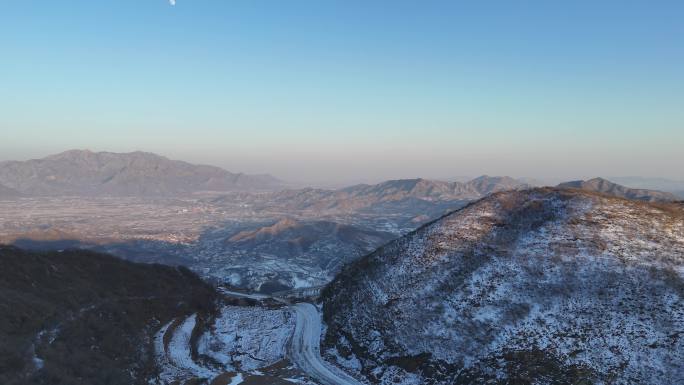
[558,177,678,202]
[0,150,285,196]
[46,149,168,161]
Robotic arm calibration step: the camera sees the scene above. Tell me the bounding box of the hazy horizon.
[2,1,682,183]
[2,148,684,189]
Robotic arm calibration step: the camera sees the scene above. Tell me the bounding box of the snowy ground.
[153,315,216,383]
[152,305,295,384]
[198,306,294,371]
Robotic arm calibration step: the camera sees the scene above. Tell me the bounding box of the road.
[221,288,364,385]
[220,288,291,305]
[289,303,364,385]
[219,288,272,300]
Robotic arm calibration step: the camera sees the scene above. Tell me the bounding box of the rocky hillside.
[322,188,684,385]
[558,177,679,202]
[0,246,217,385]
[0,150,283,196]
[222,218,396,292]
[227,218,394,258]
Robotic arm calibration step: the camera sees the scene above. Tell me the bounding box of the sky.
[1,1,682,184]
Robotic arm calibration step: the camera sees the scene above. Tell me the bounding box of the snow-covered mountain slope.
[322,188,684,385]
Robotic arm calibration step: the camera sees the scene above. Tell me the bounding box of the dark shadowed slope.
[322,188,684,385]
[0,246,217,385]
[0,150,283,196]
[558,177,679,202]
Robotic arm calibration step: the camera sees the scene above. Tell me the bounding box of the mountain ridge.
[322,188,684,384]
[0,150,284,196]
[340,176,530,202]
[558,177,679,202]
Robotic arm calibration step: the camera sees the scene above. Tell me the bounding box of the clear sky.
[1,1,682,184]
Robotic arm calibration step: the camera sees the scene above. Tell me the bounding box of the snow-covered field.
[151,305,294,384]
[154,315,216,383]
[198,306,294,371]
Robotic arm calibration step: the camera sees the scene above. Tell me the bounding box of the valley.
[1,152,682,385]
[4,2,682,383]
[1,167,530,292]
[0,195,401,291]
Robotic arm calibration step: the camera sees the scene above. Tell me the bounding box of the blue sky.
[1,1,682,183]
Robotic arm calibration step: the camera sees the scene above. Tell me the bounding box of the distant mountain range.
[343,175,530,201]
[322,188,684,384]
[205,176,533,236]
[0,150,535,200]
[242,176,531,214]
[3,150,679,204]
[515,176,684,198]
[608,176,684,197]
[557,177,680,202]
[0,150,284,196]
